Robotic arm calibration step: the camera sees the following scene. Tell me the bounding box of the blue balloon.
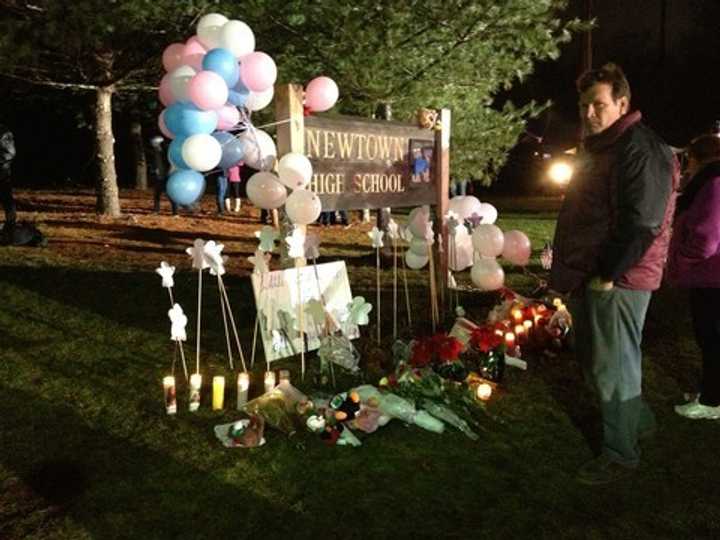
[202,48,240,87]
[164,102,218,137]
[228,79,250,107]
[212,131,245,169]
[168,136,189,169]
[167,169,206,206]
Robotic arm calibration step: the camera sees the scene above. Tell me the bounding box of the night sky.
[517,0,720,150]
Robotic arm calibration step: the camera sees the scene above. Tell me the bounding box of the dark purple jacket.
[666,161,720,288]
[550,111,679,293]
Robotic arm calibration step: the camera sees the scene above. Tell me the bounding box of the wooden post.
[275,84,306,266]
[435,109,451,314]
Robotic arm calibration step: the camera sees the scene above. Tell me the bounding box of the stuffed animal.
[332,391,361,422]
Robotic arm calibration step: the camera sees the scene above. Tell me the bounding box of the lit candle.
[552,297,563,307]
[189,373,202,412]
[505,332,516,348]
[163,376,177,415]
[264,371,276,394]
[476,383,492,401]
[514,324,526,343]
[237,372,249,409]
[511,308,523,323]
[523,319,533,333]
[278,369,290,386]
[212,376,225,410]
[494,329,505,337]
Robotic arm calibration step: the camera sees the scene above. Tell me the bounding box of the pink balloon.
[158,74,175,107]
[188,71,229,111]
[162,43,185,73]
[158,111,174,139]
[181,37,207,72]
[216,104,240,130]
[240,51,277,92]
[305,76,339,112]
[502,230,532,266]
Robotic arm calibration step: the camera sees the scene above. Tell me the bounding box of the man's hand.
[588,276,614,291]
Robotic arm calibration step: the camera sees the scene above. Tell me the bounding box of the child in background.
[225,162,242,213]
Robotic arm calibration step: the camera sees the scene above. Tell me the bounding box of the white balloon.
[169,65,196,103]
[409,236,429,257]
[472,224,505,258]
[285,189,322,225]
[449,234,474,271]
[197,13,228,50]
[219,20,255,58]
[246,172,288,209]
[448,195,482,220]
[240,128,276,171]
[245,86,274,111]
[181,134,222,172]
[478,202,498,225]
[405,250,429,270]
[278,153,313,189]
[471,258,505,291]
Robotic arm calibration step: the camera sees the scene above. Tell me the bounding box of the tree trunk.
[131,120,148,190]
[94,85,121,217]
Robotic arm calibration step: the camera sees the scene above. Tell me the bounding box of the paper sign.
[251,261,359,362]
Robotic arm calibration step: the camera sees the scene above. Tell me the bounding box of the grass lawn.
[1,191,718,539]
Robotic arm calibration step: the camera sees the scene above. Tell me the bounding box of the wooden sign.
[304,115,436,211]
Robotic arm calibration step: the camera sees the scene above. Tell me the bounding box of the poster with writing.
[250,261,359,362]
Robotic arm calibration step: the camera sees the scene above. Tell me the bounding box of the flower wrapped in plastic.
[467,325,506,382]
[242,388,296,434]
[354,385,444,434]
[421,399,479,441]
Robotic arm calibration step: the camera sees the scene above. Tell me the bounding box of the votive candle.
[504,332,516,348]
[523,319,533,333]
[189,373,202,412]
[278,369,290,386]
[476,383,493,401]
[237,372,249,409]
[212,376,225,410]
[163,376,177,415]
[264,371,276,394]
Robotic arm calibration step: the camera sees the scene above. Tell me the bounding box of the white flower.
[168,303,188,341]
[186,238,209,270]
[155,261,175,289]
[285,227,306,259]
[368,226,384,249]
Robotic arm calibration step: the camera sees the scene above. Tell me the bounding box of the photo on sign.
[409,139,434,184]
[250,261,359,362]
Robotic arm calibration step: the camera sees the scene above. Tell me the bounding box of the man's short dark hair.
[576,62,631,102]
[688,134,720,163]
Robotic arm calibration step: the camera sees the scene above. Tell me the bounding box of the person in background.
[225,162,242,213]
[550,63,678,484]
[667,134,720,419]
[149,136,177,215]
[215,170,228,215]
[0,123,16,235]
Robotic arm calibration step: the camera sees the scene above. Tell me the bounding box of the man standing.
[0,123,16,235]
[149,136,177,215]
[550,63,678,484]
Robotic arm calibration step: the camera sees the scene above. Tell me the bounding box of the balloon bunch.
[470,226,531,292]
[244,74,338,223]
[404,206,433,269]
[158,13,278,205]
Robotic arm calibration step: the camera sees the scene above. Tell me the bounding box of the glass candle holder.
[237,372,249,409]
[189,373,202,412]
[163,376,177,415]
[212,376,225,410]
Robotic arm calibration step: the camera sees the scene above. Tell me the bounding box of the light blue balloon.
[212,131,245,169]
[203,48,240,87]
[167,169,206,206]
[228,79,249,107]
[164,102,218,137]
[168,136,189,169]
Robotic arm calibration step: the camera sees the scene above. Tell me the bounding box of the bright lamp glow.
[548,161,573,185]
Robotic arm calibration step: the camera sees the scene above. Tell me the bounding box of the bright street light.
[548,160,573,186]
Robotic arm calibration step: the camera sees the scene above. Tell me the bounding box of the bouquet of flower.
[409,333,467,382]
[466,324,507,382]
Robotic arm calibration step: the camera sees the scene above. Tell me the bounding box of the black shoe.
[576,455,635,486]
